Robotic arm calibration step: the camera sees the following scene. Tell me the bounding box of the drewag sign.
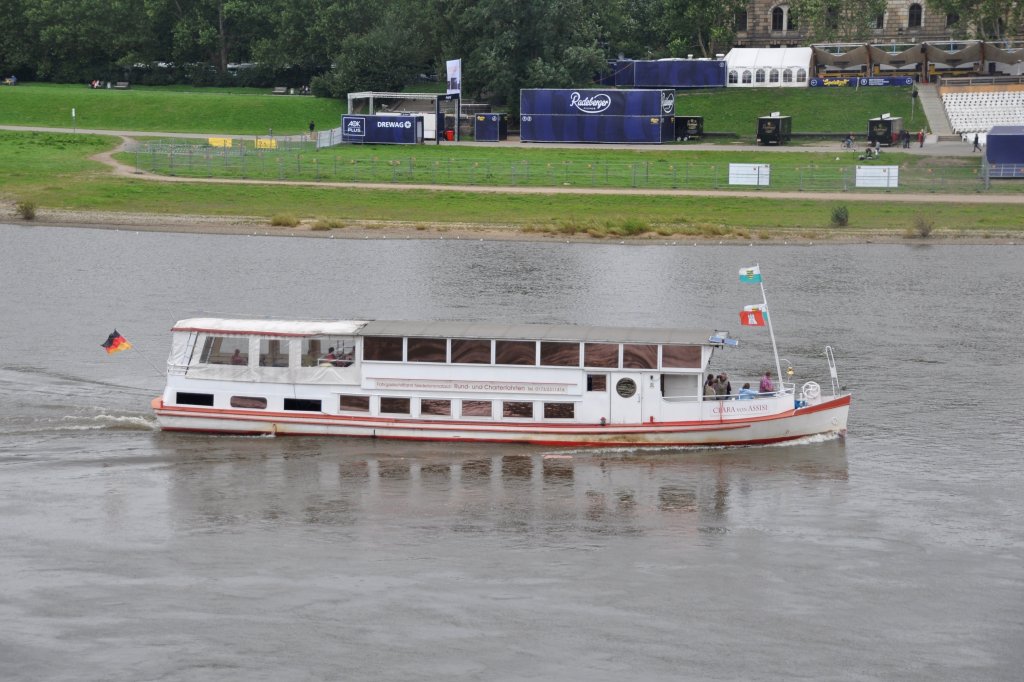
[342,115,422,144]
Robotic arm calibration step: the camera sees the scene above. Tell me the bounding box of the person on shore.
[309,120,316,140]
[918,129,925,147]
[738,383,757,399]
[759,370,775,395]
[973,134,981,152]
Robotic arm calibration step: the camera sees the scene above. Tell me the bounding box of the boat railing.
[167,362,189,376]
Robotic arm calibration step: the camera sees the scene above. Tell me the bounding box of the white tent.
[725,47,812,88]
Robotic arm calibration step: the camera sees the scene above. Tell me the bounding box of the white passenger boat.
[152,275,851,446]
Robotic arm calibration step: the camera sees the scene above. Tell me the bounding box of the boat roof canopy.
[172,318,368,337]
[172,318,724,345]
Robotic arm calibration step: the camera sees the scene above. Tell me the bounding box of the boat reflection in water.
[159,438,848,536]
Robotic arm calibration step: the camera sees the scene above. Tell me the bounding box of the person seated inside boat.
[738,383,757,399]
[759,370,775,396]
[230,349,246,365]
[261,350,282,367]
[320,347,338,367]
[716,372,732,399]
[335,349,354,367]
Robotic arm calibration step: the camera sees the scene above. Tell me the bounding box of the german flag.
[102,330,132,354]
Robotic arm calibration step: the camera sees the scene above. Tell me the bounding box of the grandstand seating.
[941,89,1024,133]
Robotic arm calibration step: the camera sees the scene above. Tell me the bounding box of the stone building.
[734,1,962,47]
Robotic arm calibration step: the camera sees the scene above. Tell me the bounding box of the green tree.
[789,0,888,43]
[658,0,747,58]
[929,0,1024,39]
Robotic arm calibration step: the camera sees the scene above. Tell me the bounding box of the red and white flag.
[740,305,766,327]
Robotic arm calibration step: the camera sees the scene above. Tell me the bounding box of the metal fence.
[128,141,1018,195]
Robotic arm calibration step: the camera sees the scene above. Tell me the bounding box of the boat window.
[199,336,248,365]
[623,344,658,369]
[616,378,637,398]
[407,338,447,363]
[380,397,411,414]
[662,345,701,368]
[284,398,321,412]
[587,374,607,392]
[363,336,403,362]
[495,340,536,365]
[420,399,451,416]
[340,395,370,412]
[231,396,267,409]
[540,341,580,367]
[177,391,214,406]
[451,339,491,364]
[302,337,354,367]
[461,400,492,417]
[503,401,534,418]
[544,403,575,419]
[584,342,619,368]
[258,339,288,367]
[301,339,323,366]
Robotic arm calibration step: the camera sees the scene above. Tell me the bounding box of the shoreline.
[4,207,1020,245]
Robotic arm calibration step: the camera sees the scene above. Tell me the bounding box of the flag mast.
[757,265,785,392]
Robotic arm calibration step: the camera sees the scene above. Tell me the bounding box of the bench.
[272,86,288,95]
[113,81,130,89]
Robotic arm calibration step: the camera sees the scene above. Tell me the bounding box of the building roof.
[725,47,812,70]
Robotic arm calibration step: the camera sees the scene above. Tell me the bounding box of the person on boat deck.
[230,349,245,365]
[759,370,775,395]
[704,374,717,399]
[739,383,757,399]
[716,372,732,399]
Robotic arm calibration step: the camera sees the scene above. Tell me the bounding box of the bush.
[312,218,345,230]
[15,200,37,220]
[913,215,934,238]
[270,213,299,227]
[830,205,849,227]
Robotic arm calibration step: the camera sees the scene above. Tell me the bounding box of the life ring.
[801,381,821,401]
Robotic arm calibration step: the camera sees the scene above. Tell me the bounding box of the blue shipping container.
[632,60,727,88]
[520,114,672,144]
[985,126,1024,164]
[341,115,422,144]
[474,113,508,142]
[521,89,674,118]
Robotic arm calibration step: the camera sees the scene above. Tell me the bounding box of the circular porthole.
[616,378,637,398]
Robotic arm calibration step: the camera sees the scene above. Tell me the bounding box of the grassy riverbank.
[0,83,343,134]
[1,82,917,137]
[3,132,1023,238]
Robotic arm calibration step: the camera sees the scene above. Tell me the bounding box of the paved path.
[0,124,981,156]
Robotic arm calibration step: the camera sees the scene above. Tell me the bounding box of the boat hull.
[152,394,850,447]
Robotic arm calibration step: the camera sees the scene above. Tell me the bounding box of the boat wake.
[60,413,159,432]
[2,413,159,436]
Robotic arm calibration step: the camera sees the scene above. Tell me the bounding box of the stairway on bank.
[917,83,957,140]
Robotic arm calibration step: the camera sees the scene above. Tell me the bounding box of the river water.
[0,225,1021,681]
